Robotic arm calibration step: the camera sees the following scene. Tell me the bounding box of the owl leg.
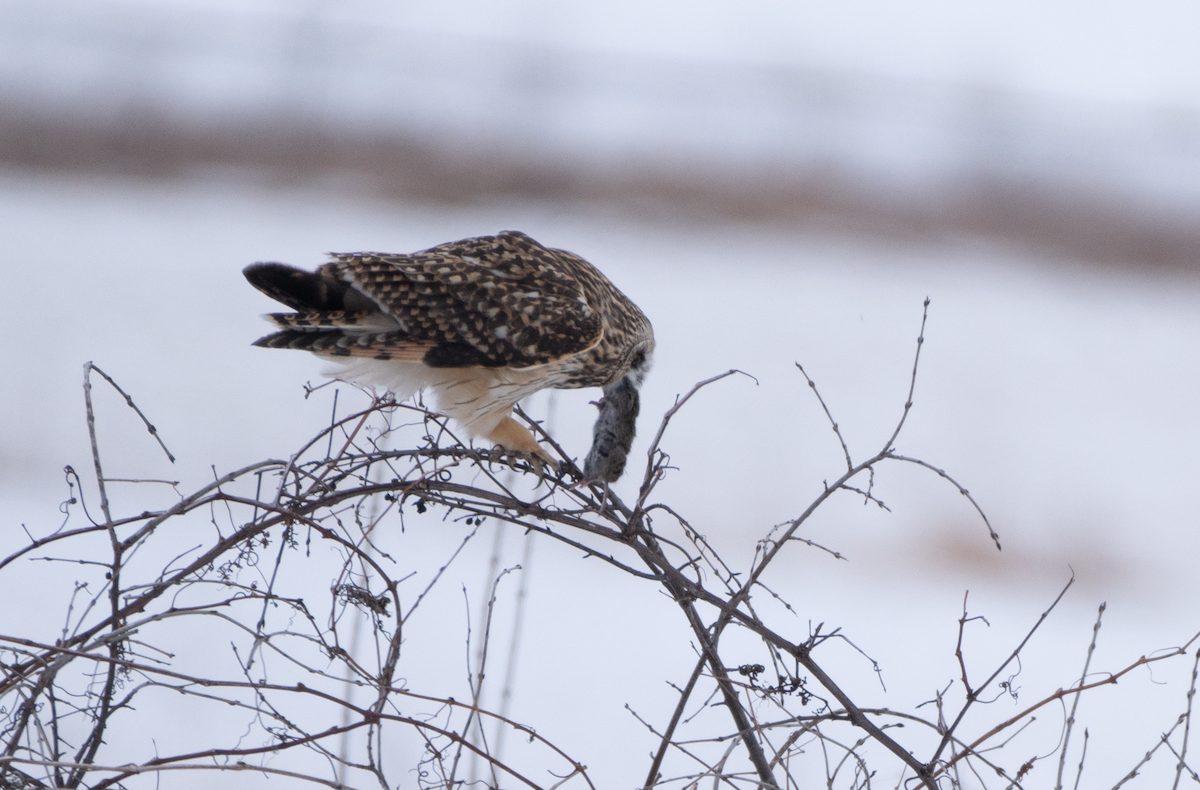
[486,415,556,469]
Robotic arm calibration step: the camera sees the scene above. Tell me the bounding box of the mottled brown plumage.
[245,231,654,481]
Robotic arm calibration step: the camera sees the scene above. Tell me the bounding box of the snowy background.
[2,0,1200,787]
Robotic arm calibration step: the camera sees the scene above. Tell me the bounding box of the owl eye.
[630,350,646,369]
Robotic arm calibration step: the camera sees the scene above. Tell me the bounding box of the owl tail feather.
[243,263,377,313]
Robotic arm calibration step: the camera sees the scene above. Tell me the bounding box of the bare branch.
[6,309,1188,790]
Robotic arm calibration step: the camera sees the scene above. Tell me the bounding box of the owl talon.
[481,445,559,483]
[525,451,562,483]
[525,452,548,482]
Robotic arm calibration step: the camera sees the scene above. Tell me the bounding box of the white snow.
[1,170,1198,786]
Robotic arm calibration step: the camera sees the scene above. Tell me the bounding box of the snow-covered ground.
[1,169,1198,786]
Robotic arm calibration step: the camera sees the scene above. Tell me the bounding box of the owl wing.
[248,231,604,368]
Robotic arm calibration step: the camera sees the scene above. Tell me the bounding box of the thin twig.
[794,362,852,470]
[887,453,1000,549]
[1057,603,1105,790]
[84,362,176,463]
[1172,648,1200,790]
[1072,729,1089,790]
[881,296,930,454]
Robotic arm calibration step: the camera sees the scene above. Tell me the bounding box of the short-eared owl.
[244,231,654,481]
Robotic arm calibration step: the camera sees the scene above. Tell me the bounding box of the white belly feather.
[323,356,556,437]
